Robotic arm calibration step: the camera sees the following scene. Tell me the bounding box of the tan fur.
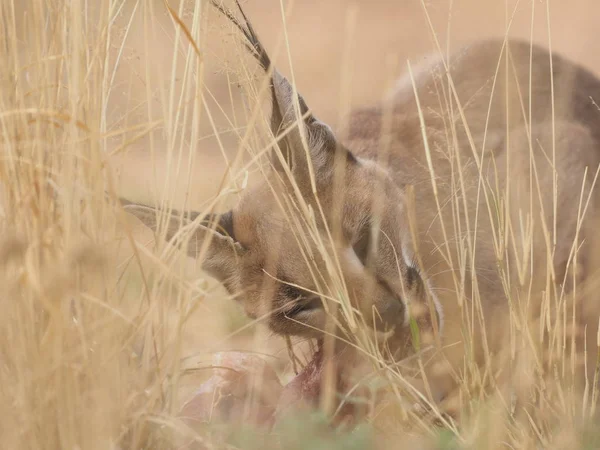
[123,6,600,408]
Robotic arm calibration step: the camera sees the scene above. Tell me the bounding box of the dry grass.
[2,0,600,449]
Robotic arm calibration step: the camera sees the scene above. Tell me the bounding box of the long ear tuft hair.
[211,1,315,165]
[211,0,292,125]
[211,1,357,181]
[211,0,272,72]
[119,197,236,241]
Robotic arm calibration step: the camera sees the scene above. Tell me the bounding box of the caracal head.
[124,1,430,342]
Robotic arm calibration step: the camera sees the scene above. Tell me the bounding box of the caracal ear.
[121,199,243,289]
[269,70,357,183]
[212,0,357,189]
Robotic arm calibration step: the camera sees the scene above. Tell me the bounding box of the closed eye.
[353,223,424,291]
[279,283,305,300]
[353,228,370,266]
[353,221,377,267]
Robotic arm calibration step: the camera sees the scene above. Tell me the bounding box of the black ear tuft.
[211,1,358,178]
[119,198,237,241]
[211,0,271,72]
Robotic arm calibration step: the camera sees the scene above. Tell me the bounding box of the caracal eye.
[280,283,305,300]
[352,230,370,265]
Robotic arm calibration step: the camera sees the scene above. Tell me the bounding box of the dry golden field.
[3,0,600,448]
